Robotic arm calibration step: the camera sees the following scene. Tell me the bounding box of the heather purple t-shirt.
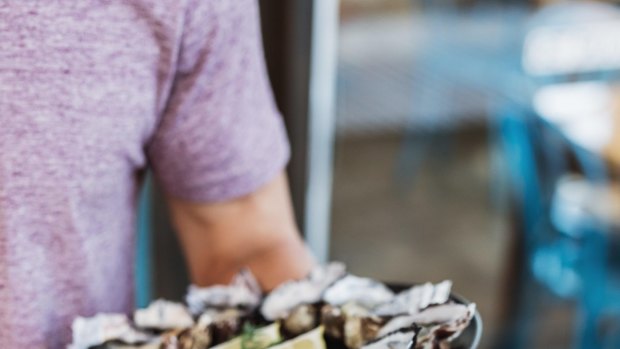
[0,1,289,347]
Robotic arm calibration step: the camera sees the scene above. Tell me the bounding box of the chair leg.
[604,320,620,349]
[573,231,608,349]
[574,306,600,349]
[494,230,542,348]
[494,273,543,349]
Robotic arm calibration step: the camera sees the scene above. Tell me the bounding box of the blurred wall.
[260,0,314,232]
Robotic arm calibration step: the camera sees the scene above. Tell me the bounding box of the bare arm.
[167,172,315,291]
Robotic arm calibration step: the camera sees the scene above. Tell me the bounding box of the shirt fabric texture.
[0,1,289,347]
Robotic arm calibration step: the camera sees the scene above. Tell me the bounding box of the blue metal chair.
[492,99,620,349]
[493,100,576,349]
[495,2,620,348]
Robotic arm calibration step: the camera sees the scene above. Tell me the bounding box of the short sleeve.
[148,0,290,202]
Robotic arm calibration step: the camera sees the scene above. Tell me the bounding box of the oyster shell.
[323,275,394,310]
[261,262,346,320]
[360,326,418,349]
[421,303,476,345]
[134,300,194,331]
[378,303,473,337]
[379,303,476,349]
[374,281,452,317]
[414,326,441,349]
[186,269,262,315]
[69,313,154,349]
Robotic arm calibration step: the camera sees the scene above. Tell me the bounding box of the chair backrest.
[523,1,620,78]
[497,105,548,242]
[522,1,619,183]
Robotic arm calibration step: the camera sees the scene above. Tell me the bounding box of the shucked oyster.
[374,281,452,317]
[321,305,345,340]
[160,313,213,349]
[134,300,195,331]
[414,304,476,349]
[186,269,262,315]
[186,313,214,348]
[320,302,387,349]
[282,304,320,337]
[68,314,154,349]
[343,315,385,349]
[204,308,247,344]
[322,281,472,349]
[261,262,346,321]
[378,303,476,349]
[361,326,419,349]
[378,303,475,337]
[160,329,190,349]
[160,308,248,349]
[323,275,394,310]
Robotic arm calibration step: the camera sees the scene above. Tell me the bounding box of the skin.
[167,171,316,291]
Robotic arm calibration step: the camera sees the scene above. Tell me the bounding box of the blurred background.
[139,0,620,348]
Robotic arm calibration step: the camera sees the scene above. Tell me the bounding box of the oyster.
[160,326,210,349]
[205,308,246,344]
[378,303,475,337]
[319,302,388,349]
[160,329,189,349]
[185,314,214,349]
[186,269,262,315]
[161,313,213,349]
[160,308,247,349]
[282,304,320,337]
[320,305,345,340]
[361,326,419,349]
[68,314,154,349]
[378,303,476,349]
[323,275,394,310]
[374,281,452,317]
[134,300,194,331]
[261,262,346,320]
[414,326,443,349]
[343,314,386,349]
[420,303,476,346]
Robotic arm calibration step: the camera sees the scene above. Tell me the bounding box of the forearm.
[191,226,312,290]
[167,173,315,291]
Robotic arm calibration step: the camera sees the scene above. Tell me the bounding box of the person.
[0,0,315,347]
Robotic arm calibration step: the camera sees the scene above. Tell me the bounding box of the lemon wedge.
[268,326,325,349]
[211,322,282,349]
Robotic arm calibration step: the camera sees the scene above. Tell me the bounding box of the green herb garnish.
[241,323,282,349]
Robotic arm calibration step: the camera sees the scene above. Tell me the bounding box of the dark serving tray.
[103,284,481,349]
[325,284,482,349]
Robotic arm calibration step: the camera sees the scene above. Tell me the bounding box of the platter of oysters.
[69,263,481,349]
